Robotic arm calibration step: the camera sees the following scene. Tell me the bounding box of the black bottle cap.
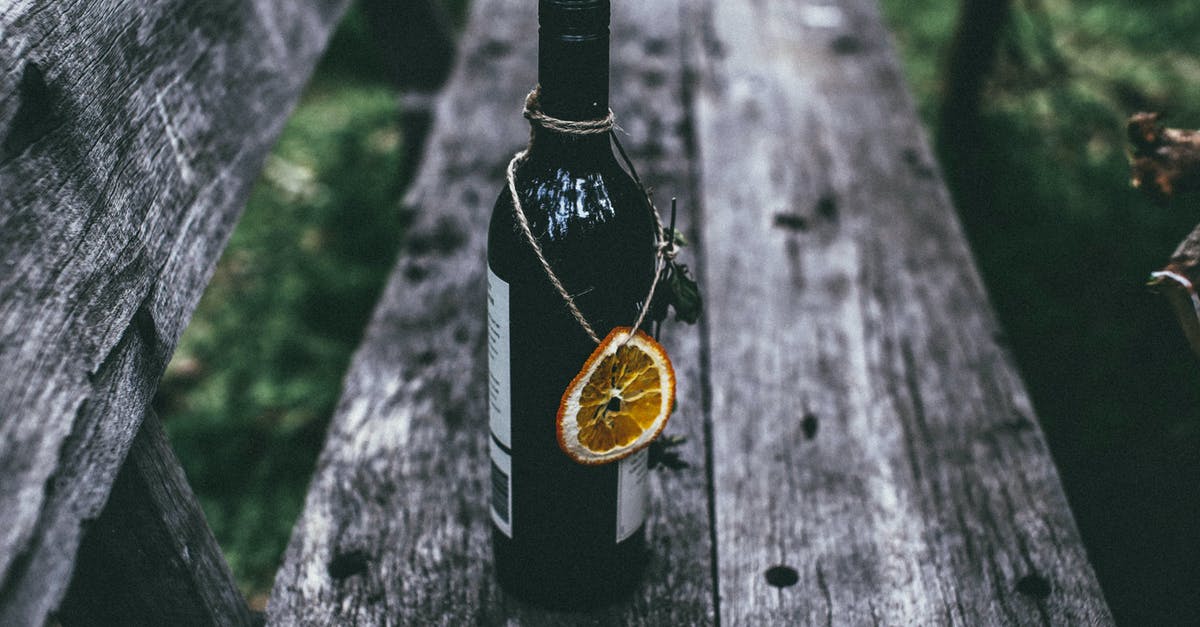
[539,0,610,40]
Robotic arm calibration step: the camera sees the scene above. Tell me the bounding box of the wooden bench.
[268,0,1113,623]
[0,0,348,623]
[0,0,1113,624]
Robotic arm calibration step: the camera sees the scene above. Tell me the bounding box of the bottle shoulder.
[487,152,659,332]
[488,155,657,275]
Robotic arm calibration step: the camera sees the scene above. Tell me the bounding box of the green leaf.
[668,261,702,324]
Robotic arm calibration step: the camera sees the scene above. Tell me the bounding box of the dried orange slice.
[557,327,676,465]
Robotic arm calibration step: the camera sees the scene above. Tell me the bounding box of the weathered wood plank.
[686,0,1112,623]
[57,410,253,627]
[0,1,348,623]
[268,0,714,623]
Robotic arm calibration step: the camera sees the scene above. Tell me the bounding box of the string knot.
[523,86,615,135]
[658,237,679,260]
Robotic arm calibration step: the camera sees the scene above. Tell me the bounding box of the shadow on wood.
[58,412,253,627]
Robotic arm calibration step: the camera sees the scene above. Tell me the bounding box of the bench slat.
[57,411,253,626]
[689,0,1112,623]
[0,1,348,623]
[268,0,716,623]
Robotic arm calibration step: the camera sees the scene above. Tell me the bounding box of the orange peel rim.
[555,326,676,465]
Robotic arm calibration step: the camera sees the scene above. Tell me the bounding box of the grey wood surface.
[58,411,253,627]
[0,1,347,623]
[271,0,1112,625]
[268,0,714,624]
[687,0,1113,624]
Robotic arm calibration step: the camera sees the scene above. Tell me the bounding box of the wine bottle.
[486,0,659,609]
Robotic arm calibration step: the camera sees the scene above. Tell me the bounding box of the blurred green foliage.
[156,11,406,596]
[161,0,470,597]
[883,0,1200,622]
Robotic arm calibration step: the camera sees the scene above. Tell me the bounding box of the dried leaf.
[1128,112,1200,205]
[667,261,702,324]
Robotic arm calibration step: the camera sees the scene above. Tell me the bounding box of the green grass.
[881,0,1200,622]
[157,0,468,599]
[156,47,405,598]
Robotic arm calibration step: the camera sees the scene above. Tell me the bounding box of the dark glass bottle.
[486,0,658,609]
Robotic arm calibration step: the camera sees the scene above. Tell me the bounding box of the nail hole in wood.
[643,37,668,56]
[404,263,428,282]
[774,212,809,231]
[765,565,799,588]
[642,70,665,87]
[328,549,370,580]
[816,195,838,221]
[1016,574,1051,599]
[802,413,818,440]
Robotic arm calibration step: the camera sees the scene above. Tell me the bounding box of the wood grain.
[686,0,1112,623]
[268,0,715,623]
[0,1,347,623]
[57,411,253,627]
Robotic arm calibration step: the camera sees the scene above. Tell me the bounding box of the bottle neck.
[527,127,612,162]
[537,36,609,122]
[537,0,610,122]
[534,1,611,160]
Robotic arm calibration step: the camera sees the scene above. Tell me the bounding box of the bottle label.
[487,267,513,537]
[488,265,648,543]
[616,448,649,542]
[487,267,511,448]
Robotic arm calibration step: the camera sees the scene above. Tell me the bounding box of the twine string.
[506,86,676,346]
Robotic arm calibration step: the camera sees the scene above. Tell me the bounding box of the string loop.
[505,86,672,345]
